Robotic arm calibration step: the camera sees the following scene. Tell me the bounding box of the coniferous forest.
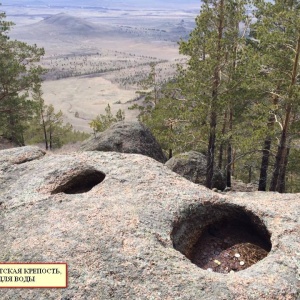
[138,0,300,193]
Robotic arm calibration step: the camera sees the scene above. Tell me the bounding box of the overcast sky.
[1,0,201,8]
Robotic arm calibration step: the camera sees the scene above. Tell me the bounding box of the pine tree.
[179,0,250,188]
[26,85,89,149]
[129,63,161,120]
[89,104,125,135]
[0,5,45,144]
[141,81,194,159]
[253,0,300,192]
[30,83,49,149]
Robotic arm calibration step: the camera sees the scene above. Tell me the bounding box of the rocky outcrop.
[0,146,299,300]
[165,151,226,190]
[80,121,167,163]
[0,146,46,205]
[0,146,45,169]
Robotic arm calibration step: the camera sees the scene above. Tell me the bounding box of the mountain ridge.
[41,13,98,32]
[9,12,193,43]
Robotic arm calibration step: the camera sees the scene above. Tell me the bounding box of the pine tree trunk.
[232,149,236,177]
[248,166,252,184]
[258,138,272,191]
[270,104,292,191]
[258,90,279,191]
[270,144,284,191]
[225,5,240,189]
[258,108,276,191]
[218,110,227,170]
[270,36,300,192]
[169,149,173,160]
[277,146,290,193]
[205,0,224,189]
[206,110,217,189]
[226,109,233,188]
[227,143,232,188]
[43,126,48,150]
[49,124,52,150]
[168,123,173,160]
[40,108,48,150]
[218,143,224,170]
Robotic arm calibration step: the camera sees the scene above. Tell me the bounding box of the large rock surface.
[0,145,45,167]
[0,146,299,300]
[80,121,167,163]
[165,151,226,190]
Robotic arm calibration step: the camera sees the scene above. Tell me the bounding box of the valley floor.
[4,4,196,132]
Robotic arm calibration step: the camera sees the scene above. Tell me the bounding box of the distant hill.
[9,13,116,40]
[41,13,98,33]
[9,12,193,44]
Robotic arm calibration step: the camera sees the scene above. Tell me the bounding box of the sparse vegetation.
[89,104,125,135]
[40,51,175,91]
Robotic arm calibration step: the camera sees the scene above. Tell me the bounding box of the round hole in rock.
[51,169,106,194]
[171,203,271,274]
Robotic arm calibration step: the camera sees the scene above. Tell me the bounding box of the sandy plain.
[4,4,197,132]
